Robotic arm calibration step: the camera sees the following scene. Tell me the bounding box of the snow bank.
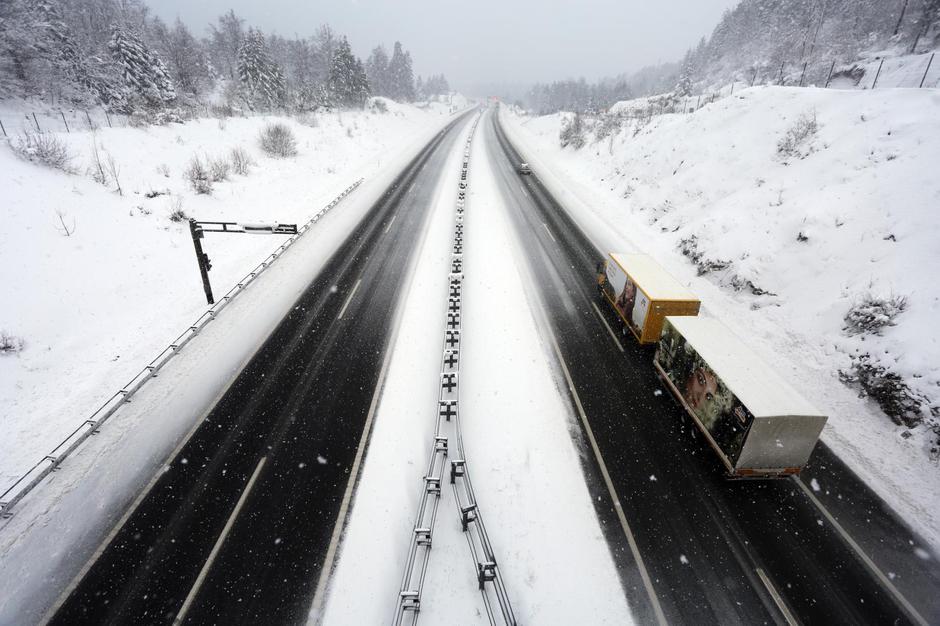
[501,86,940,548]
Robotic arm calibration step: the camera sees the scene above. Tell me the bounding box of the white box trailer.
[654,316,827,478]
[599,253,700,344]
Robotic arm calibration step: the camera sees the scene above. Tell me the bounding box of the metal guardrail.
[0,179,365,520]
[394,113,516,626]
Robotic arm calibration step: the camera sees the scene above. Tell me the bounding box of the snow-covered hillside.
[501,86,940,546]
[0,98,456,488]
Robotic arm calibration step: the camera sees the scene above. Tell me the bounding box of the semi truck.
[654,316,828,478]
[597,252,700,344]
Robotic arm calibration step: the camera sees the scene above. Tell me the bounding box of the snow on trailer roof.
[664,316,825,420]
[609,253,698,301]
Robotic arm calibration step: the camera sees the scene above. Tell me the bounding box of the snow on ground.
[320,110,632,624]
[0,98,455,487]
[500,86,940,549]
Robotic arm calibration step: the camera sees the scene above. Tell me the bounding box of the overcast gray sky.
[150,0,740,91]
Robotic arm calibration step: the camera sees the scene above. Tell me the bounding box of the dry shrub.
[259,122,298,158]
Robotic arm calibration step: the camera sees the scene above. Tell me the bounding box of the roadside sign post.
[188,219,298,305]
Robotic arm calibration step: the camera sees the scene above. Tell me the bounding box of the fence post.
[825,60,836,88]
[730,82,734,96]
[105,111,112,128]
[871,58,885,89]
[0,118,6,138]
[750,68,758,86]
[920,52,935,88]
[84,110,93,129]
[777,61,786,85]
[60,111,70,133]
[31,112,41,132]
[799,61,808,87]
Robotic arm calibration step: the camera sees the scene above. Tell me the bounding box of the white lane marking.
[519,184,529,197]
[756,568,798,626]
[385,214,398,234]
[409,182,416,193]
[793,477,928,626]
[591,302,624,353]
[173,456,268,625]
[541,222,557,243]
[336,278,362,320]
[309,279,400,622]
[544,327,668,626]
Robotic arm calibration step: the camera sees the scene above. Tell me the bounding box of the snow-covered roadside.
[499,87,940,550]
[320,109,633,624]
[0,106,463,625]
[0,99,455,486]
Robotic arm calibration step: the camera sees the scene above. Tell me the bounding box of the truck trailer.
[654,316,828,478]
[598,253,700,344]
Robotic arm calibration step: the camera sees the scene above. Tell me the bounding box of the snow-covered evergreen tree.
[109,24,176,109]
[238,29,286,110]
[328,36,369,107]
[675,50,694,97]
[387,41,415,101]
[365,45,390,97]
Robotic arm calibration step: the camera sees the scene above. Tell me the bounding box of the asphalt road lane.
[485,107,937,626]
[48,111,474,626]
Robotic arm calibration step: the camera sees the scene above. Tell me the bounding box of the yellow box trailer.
[598,253,700,344]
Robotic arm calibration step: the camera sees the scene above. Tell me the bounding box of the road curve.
[47,111,475,626]
[485,106,939,626]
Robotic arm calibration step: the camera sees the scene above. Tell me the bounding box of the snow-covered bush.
[559,113,586,149]
[0,332,25,354]
[128,108,185,127]
[843,293,907,336]
[185,156,212,194]
[168,196,187,222]
[258,122,297,158]
[777,111,819,160]
[839,354,924,428]
[12,132,76,173]
[230,147,255,175]
[594,114,622,141]
[207,155,231,182]
[370,98,388,114]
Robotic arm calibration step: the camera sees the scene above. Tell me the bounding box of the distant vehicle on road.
[517,162,532,175]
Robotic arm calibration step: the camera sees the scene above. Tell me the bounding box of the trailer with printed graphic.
[597,252,700,344]
[654,316,828,478]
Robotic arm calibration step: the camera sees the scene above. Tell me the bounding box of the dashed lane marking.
[591,302,624,353]
[337,278,362,320]
[173,456,268,625]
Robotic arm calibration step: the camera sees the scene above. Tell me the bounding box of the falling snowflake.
[810,478,821,492]
[679,555,689,565]
[653,389,662,396]
[649,475,657,482]
[317,455,328,465]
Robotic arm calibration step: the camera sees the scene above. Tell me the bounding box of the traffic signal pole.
[188,218,298,305]
[189,219,215,304]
